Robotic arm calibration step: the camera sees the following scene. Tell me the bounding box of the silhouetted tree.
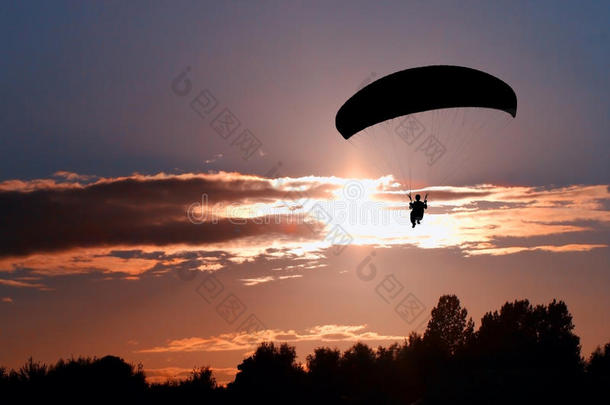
[1,295,607,405]
[394,332,428,403]
[476,299,581,368]
[148,365,218,403]
[374,342,401,397]
[185,366,216,390]
[18,357,48,383]
[424,294,474,356]
[417,295,473,402]
[50,355,146,400]
[228,342,306,403]
[461,299,583,404]
[0,355,147,402]
[306,347,342,400]
[338,342,379,402]
[587,342,610,376]
[585,342,610,402]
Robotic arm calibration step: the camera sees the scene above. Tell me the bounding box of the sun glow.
[1,172,607,280]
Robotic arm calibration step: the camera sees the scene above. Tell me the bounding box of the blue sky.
[1,0,608,183]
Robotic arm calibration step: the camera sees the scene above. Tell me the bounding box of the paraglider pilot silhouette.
[335,65,517,230]
[409,193,427,228]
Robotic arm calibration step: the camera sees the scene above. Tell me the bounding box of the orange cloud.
[0,278,51,291]
[137,324,406,354]
[465,243,607,256]
[0,171,607,280]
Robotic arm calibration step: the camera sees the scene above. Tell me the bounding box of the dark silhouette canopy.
[2,295,609,404]
[336,65,517,139]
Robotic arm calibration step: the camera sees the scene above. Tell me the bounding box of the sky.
[1,0,609,384]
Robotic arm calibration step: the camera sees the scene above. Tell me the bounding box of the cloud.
[0,171,333,258]
[53,171,97,182]
[137,324,405,354]
[0,249,162,276]
[204,153,224,164]
[239,274,304,286]
[0,278,51,291]
[1,297,14,304]
[341,183,610,254]
[465,243,607,256]
[240,276,275,286]
[0,242,329,279]
[0,171,607,279]
[278,274,303,280]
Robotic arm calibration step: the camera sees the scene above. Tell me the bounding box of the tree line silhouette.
[2,295,609,404]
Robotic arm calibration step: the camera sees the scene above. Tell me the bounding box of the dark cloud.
[456,200,530,211]
[0,173,325,258]
[595,197,610,211]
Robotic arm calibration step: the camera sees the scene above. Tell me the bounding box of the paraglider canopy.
[336,65,517,139]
